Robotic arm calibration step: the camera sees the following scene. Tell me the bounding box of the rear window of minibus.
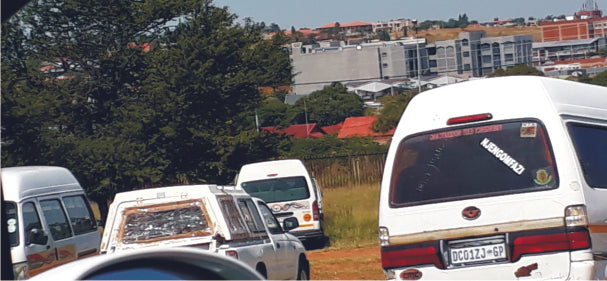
[390,120,558,207]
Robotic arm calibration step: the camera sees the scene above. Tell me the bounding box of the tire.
[297,258,310,280]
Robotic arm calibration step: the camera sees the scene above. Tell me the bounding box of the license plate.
[450,243,506,265]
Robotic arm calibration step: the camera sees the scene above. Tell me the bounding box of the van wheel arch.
[255,262,267,279]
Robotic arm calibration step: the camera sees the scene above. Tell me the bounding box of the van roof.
[1,166,83,201]
[111,184,245,203]
[396,76,607,138]
[237,159,310,183]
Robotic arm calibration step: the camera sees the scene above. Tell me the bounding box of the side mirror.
[28,228,48,245]
[282,217,299,232]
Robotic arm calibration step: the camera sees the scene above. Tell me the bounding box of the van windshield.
[241,176,310,203]
[389,120,558,207]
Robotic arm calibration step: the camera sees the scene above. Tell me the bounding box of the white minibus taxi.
[379,76,607,280]
[2,166,102,279]
[236,159,325,248]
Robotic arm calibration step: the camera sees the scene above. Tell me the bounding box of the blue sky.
[213,0,595,30]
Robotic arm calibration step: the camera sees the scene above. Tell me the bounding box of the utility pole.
[412,19,422,93]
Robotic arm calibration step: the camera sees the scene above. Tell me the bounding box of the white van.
[379,76,607,280]
[2,166,102,279]
[237,159,325,247]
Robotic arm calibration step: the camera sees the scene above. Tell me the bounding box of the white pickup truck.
[99,184,309,280]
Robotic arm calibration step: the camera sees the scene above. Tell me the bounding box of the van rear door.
[383,119,587,272]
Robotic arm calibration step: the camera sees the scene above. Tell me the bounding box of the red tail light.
[447,113,492,125]
[312,201,320,221]
[226,250,239,259]
[381,246,444,269]
[512,230,590,261]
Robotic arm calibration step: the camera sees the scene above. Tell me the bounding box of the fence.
[300,153,388,188]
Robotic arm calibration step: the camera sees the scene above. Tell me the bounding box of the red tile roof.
[321,122,343,135]
[284,29,318,37]
[262,123,326,139]
[337,116,395,138]
[319,21,372,29]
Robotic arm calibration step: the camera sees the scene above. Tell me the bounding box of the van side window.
[63,196,97,235]
[22,202,42,245]
[568,123,607,188]
[237,199,267,235]
[256,203,283,235]
[40,199,73,240]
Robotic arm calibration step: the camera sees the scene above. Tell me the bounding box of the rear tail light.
[312,200,320,221]
[381,245,444,269]
[511,229,590,261]
[225,250,239,259]
[565,205,588,227]
[379,227,390,246]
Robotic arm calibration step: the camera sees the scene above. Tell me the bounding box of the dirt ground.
[307,246,384,280]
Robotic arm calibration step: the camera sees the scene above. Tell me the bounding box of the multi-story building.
[372,19,412,34]
[539,0,607,42]
[427,31,534,77]
[533,37,607,64]
[290,39,427,96]
[289,30,535,96]
[316,21,373,37]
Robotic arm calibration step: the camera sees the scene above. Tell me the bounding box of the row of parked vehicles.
[5,75,607,280]
[2,159,324,280]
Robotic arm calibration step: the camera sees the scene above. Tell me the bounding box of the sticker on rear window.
[480,138,526,175]
[521,123,537,138]
[533,169,553,185]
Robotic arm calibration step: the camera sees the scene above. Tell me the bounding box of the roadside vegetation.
[322,183,380,249]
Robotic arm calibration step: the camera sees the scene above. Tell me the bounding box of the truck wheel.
[297,258,309,280]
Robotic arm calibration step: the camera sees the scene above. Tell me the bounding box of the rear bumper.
[384,251,601,280]
[290,229,325,241]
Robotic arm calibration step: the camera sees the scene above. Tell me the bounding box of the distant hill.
[394,26,543,43]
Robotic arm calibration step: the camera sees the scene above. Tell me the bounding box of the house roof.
[354,82,392,93]
[284,94,306,105]
[337,116,395,138]
[262,123,325,139]
[319,21,372,29]
[321,122,343,135]
[532,38,600,48]
[427,76,464,86]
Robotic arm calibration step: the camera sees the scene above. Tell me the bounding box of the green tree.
[139,3,287,184]
[373,92,415,133]
[487,64,544,77]
[2,0,202,219]
[589,70,607,86]
[258,97,290,127]
[285,84,364,126]
[2,0,290,218]
[378,30,391,41]
[284,134,387,158]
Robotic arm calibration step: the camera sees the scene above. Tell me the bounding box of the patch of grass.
[322,183,380,249]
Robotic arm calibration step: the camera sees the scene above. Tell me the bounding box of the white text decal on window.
[480,138,525,175]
